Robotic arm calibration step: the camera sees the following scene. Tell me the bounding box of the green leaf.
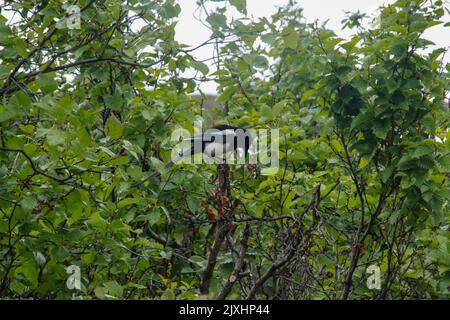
[351,140,375,155]
[104,94,123,111]
[48,129,66,146]
[206,13,227,29]
[12,91,32,107]
[36,74,57,93]
[317,254,334,268]
[372,120,390,139]
[94,287,106,299]
[18,259,38,288]
[161,288,175,300]
[109,156,129,166]
[15,38,28,58]
[123,140,143,160]
[33,251,46,266]
[437,155,450,172]
[103,280,123,298]
[141,109,157,121]
[118,198,140,208]
[20,196,38,211]
[0,105,16,122]
[0,64,11,79]
[163,3,181,19]
[36,127,66,146]
[191,60,209,76]
[413,142,434,158]
[284,28,298,49]
[19,124,35,134]
[350,111,373,130]
[260,104,272,120]
[272,100,287,116]
[324,37,343,51]
[230,0,247,14]
[147,211,161,226]
[189,255,207,267]
[429,195,444,226]
[66,190,83,220]
[381,166,394,183]
[105,115,123,139]
[300,89,315,104]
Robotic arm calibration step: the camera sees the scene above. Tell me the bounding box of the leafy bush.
[0,0,448,299]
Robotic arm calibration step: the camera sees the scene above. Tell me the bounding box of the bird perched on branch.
[133,125,252,187]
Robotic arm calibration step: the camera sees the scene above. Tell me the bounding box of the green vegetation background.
[0,0,448,299]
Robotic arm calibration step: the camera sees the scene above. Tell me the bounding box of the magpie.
[133,125,252,187]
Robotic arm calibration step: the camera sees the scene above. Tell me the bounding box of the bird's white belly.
[203,141,234,159]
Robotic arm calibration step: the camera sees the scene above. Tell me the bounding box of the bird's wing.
[183,129,237,141]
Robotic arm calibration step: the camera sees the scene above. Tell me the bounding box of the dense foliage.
[0,0,448,299]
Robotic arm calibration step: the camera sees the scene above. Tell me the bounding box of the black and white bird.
[133,125,252,186]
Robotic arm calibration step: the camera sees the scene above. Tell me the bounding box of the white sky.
[176,0,450,94]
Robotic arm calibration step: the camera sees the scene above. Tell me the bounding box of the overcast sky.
[175,0,449,94]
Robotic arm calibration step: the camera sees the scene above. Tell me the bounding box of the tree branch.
[216,223,250,300]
